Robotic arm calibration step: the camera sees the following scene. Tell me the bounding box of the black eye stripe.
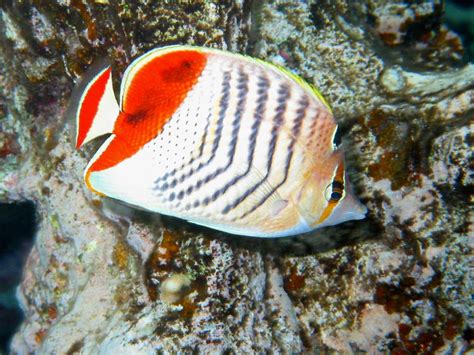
[332,180,344,190]
[324,179,345,202]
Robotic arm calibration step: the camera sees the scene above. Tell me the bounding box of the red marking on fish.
[76,67,111,149]
[88,50,208,173]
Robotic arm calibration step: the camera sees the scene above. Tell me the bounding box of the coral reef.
[0,0,472,353]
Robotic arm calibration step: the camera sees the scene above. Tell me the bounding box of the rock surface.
[0,1,472,353]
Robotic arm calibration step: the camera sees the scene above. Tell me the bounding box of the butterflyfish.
[74,45,367,237]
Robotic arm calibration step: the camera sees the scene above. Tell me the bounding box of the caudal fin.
[74,65,120,149]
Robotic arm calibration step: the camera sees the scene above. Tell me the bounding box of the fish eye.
[324,180,345,202]
[330,191,342,201]
[332,126,342,149]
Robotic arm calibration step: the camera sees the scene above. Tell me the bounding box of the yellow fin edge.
[254,58,333,113]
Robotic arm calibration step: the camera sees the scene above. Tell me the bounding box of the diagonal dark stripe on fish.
[73,45,367,237]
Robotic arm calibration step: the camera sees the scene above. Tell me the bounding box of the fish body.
[74,45,366,237]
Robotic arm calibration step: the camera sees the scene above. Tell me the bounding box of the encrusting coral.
[0,1,472,353]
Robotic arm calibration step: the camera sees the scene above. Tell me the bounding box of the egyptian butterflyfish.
[74,45,367,238]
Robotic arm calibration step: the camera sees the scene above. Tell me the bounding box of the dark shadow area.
[445,0,474,62]
[213,217,380,257]
[103,197,379,262]
[0,201,36,353]
[157,207,380,258]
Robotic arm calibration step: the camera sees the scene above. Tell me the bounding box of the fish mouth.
[346,197,368,220]
[337,193,367,222]
[316,191,367,228]
[339,173,367,221]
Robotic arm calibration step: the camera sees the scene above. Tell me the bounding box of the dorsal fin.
[73,64,120,149]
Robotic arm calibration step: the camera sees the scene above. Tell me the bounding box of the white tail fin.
[74,65,120,149]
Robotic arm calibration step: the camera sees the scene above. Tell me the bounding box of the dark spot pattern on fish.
[237,94,308,220]
[213,73,270,214]
[222,82,290,215]
[153,72,230,191]
[180,66,249,208]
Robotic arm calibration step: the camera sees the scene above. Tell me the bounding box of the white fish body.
[74,45,367,237]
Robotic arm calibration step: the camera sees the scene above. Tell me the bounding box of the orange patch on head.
[334,160,345,183]
[88,50,208,173]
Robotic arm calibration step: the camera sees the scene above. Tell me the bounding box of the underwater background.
[0,0,472,353]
